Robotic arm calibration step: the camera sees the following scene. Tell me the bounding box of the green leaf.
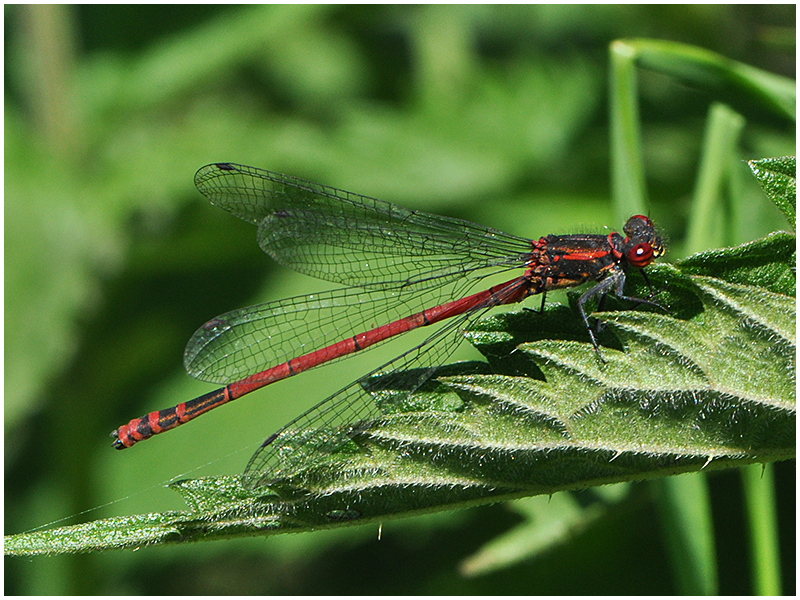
[614,39,796,121]
[6,231,794,556]
[676,232,795,296]
[3,512,193,555]
[748,157,796,228]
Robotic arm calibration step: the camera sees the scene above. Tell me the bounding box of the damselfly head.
[622,215,664,267]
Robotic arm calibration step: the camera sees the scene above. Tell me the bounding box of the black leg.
[576,272,621,363]
[594,293,609,334]
[640,269,656,296]
[613,290,670,313]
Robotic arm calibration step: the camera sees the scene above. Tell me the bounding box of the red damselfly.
[112,163,665,489]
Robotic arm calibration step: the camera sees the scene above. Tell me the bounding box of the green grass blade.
[619,38,796,121]
[654,474,717,595]
[741,463,783,595]
[684,103,745,254]
[609,40,648,223]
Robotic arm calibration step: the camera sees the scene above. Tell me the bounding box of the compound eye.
[627,242,654,268]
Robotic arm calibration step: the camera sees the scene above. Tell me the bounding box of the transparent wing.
[184,255,529,385]
[194,163,532,289]
[241,277,532,490]
[185,276,472,384]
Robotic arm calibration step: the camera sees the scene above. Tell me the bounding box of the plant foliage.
[7,208,794,555]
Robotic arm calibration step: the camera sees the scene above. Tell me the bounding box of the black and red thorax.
[525,215,664,292]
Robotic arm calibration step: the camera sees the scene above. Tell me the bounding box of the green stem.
[741,463,782,595]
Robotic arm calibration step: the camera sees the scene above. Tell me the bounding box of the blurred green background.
[5,5,795,594]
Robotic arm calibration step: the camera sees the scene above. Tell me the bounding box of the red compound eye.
[627,242,654,268]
